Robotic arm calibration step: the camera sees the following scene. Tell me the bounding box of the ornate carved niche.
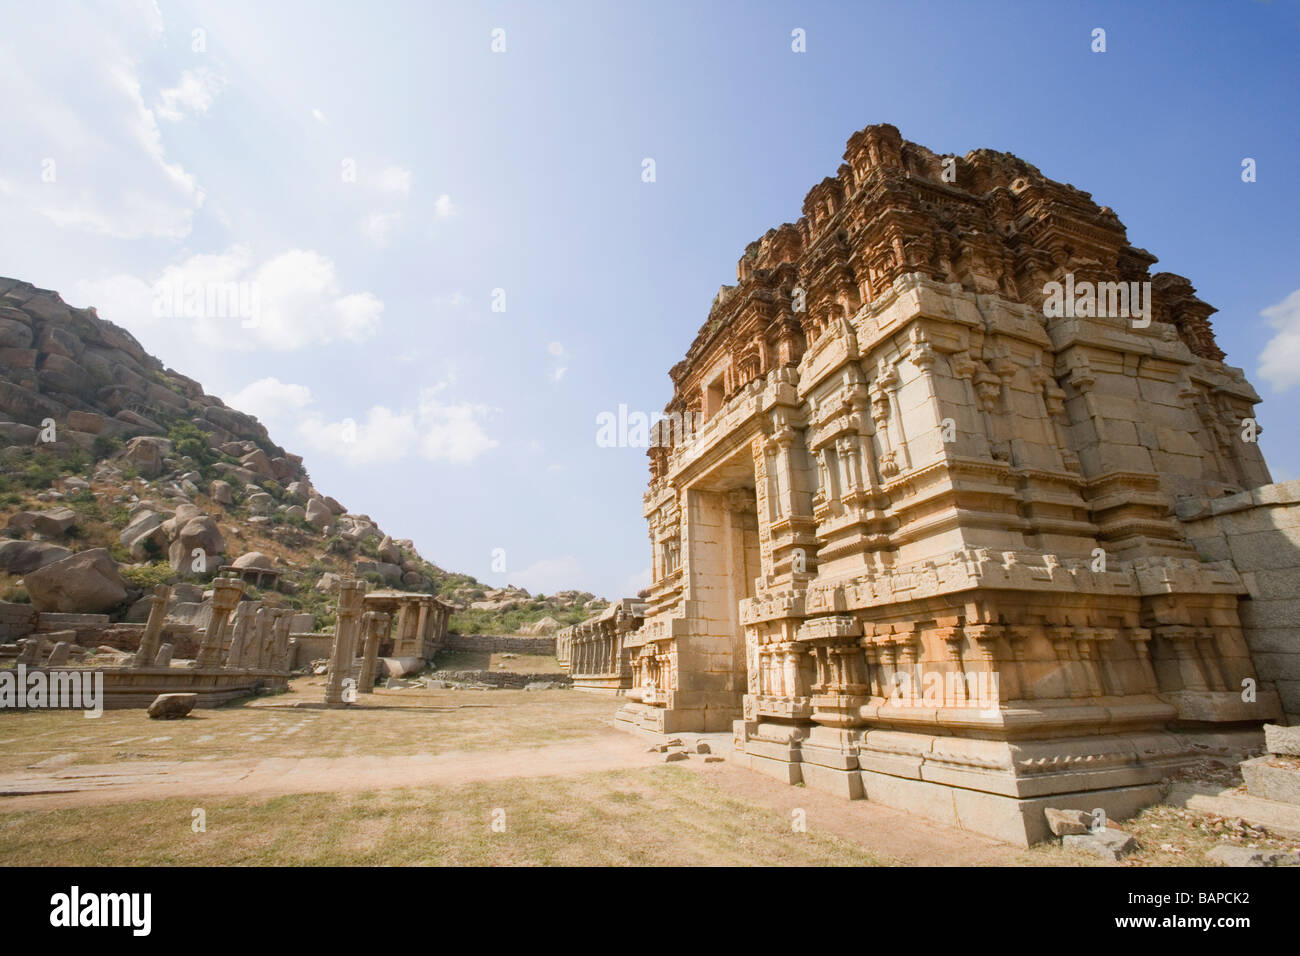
[735,346,762,387]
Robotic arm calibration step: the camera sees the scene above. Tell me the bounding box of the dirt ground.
[0,678,1291,866]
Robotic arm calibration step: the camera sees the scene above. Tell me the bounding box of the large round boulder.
[23,548,128,612]
[0,540,71,575]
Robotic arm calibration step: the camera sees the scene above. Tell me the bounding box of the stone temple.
[599,123,1298,845]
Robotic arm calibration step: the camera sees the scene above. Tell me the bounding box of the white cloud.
[294,384,498,467]
[0,2,204,239]
[434,193,457,218]
[299,406,420,465]
[227,377,313,425]
[376,165,412,196]
[1258,289,1300,392]
[156,67,226,122]
[510,556,585,594]
[312,108,327,124]
[361,210,402,247]
[416,387,500,463]
[71,245,384,352]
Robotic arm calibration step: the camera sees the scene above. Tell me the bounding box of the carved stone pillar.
[270,608,294,672]
[325,579,365,706]
[132,584,171,668]
[358,611,389,693]
[196,576,243,668]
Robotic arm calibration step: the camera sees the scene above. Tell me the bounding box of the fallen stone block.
[1265,724,1300,758]
[663,751,688,762]
[1061,828,1138,861]
[1241,755,1300,806]
[147,693,197,719]
[1044,807,1093,836]
[695,741,711,754]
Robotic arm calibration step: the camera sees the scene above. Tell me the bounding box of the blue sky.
[1,0,1297,599]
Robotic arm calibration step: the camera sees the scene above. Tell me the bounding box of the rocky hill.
[0,277,606,632]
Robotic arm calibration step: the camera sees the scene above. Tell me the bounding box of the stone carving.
[614,123,1286,845]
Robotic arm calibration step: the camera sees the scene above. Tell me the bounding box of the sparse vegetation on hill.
[0,277,605,629]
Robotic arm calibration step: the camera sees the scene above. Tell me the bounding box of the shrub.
[119,562,176,590]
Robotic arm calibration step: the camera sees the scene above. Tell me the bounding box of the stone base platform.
[32,666,290,710]
[614,699,740,733]
[732,720,1267,846]
[572,675,632,695]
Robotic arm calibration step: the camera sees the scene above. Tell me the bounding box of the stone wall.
[1181,480,1300,723]
[290,634,334,668]
[0,601,36,640]
[442,633,556,655]
[428,669,571,689]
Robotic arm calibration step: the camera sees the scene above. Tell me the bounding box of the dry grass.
[0,678,613,771]
[2,679,1290,867]
[0,767,887,866]
[1023,800,1300,867]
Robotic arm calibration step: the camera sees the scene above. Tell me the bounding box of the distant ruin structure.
[558,598,646,694]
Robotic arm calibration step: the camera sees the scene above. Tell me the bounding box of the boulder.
[305,497,331,528]
[323,496,346,515]
[401,571,429,590]
[246,492,274,514]
[239,448,277,480]
[283,504,306,521]
[8,507,77,537]
[119,510,167,560]
[0,421,39,444]
[231,551,274,570]
[23,548,128,613]
[161,503,201,538]
[0,540,71,575]
[168,515,225,572]
[66,410,108,434]
[356,560,402,584]
[520,616,561,635]
[120,436,171,478]
[0,318,33,349]
[315,572,341,593]
[378,536,402,564]
[210,479,233,505]
[147,693,197,719]
[178,516,225,556]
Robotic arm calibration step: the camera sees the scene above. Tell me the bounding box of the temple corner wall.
[1180,479,1300,724]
